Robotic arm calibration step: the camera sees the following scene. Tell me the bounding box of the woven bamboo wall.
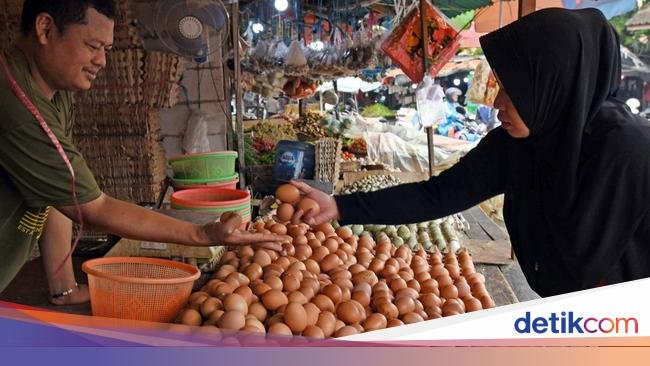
[0,0,187,204]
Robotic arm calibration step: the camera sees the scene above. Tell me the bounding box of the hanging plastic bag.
[415,75,446,128]
[381,0,460,83]
[466,59,500,106]
[285,40,309,76]
[182,110,211,154]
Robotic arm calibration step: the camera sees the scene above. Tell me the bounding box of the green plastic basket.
[169,151,238,180]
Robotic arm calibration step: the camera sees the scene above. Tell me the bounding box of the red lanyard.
[0,55,83,274]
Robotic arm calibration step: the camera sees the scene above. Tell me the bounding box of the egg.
[316,311,337,337]
[463,297,483,312]
[288,290,308,305]
[266,313,285,327]
[401,312,424,324]
[304,258,321,275]
[363,313,388,332]
[264,276,284,291]
[334,326,358,337]
[351,290,371,307]
[395,296,416,315]
[302,325,325,338]
[321,284,343,304]
[276,203,295,222]
[268,322,293,336]
[261,289,288,311]
[276,184,301,204]
[218,310,246,330]
[387,318,404,328]
[478,294,495,309]
[179,308,203,326]
[223,293,249,314]
[297,198,320,215]
[242,263,263,281]
[253,282,272,297]
[336,301,361,324]
[303,303,320,326]
[284,302,308,333]
[312,294,335,312]
[248,302,268,322]
[282,273,301,292]
[270,223,288,235]
[420,293,442,308]
[199,297,222,318]
[293,235,308,246]
[440,285,459,300]
[253,250,272,267]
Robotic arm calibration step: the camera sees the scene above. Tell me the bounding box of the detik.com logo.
[514,311,638,334]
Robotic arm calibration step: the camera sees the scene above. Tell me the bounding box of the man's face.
[38,8,114,92]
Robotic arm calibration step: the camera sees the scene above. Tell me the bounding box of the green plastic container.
[169,151,238,180]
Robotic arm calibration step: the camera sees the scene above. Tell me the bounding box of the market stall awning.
[434,0,493,18]
[474,0,638,33]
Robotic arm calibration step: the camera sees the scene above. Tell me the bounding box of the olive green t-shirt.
[0,46,101,292]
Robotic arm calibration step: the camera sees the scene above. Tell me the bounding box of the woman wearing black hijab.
[290,8,650,297]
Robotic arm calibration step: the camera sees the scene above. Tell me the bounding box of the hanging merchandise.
[415,75,446,128]
[284,40,309,76]
[466,59,499,106]
[381,0,460,83]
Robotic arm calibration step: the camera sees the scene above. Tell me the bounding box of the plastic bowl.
[172,174,239,191]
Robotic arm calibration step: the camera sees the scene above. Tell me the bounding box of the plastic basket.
[172,174,239,191]
[82,257,200,322]
[169,151,238,180]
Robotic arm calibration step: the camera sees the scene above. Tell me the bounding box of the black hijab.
[480,8,650,296]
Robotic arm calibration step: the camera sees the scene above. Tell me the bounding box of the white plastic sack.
[415,76,446,128]
[182,110,211,154]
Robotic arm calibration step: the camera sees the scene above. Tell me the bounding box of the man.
[0,0,285,301]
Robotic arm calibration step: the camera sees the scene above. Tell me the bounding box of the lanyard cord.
[0,55,83,275]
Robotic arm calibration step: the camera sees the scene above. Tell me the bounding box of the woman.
[291,8,650,297]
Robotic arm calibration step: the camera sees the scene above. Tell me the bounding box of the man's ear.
[34,13,56,45]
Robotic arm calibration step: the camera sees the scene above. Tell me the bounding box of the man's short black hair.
[20,0,117,36]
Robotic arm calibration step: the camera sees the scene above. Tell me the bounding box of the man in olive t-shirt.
[0,0,285,297]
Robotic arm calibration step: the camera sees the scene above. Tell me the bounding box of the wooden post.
[420,0,435,177]
[232,1,246,187]
[518,0,536,18]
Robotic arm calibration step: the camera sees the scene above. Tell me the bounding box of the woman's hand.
[204,212,288,251]
[289,180,340,226]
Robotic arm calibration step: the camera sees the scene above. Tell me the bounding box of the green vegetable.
[361,103,396,118]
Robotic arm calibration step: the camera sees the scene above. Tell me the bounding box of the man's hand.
[204,212,288,251]
[289,180,340,226]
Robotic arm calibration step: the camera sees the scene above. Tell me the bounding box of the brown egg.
[395,296,416,315]
[387,318,404,328]
[466,272,486,285]
[268,322,293,336]
[307,238,322,250]
[189,291,210,304]
[276,203,295,223]
[319,253,342,273]
[253,282,272,297]
[284,302,308,333]
[334,326,358,337]
[463,297,483,312]
[302,325,325,338]
[316,311,337,337]
[395,287,419,300]
[212,282,236,299]
[253,250,272,267]
[266,313,285,327]
[351,290,371,307]
[234,286,254,305]
[389,277,407,293]
[218,310,246,330]
[242,263,263,282]
[334,319,346,332]
[420,293,442,308]
[294,245,313,261]
[302,258,320,275]
[321,284,343,304]
[286,291,306,305]
[313,294,335,312]
[401,312,425,324]
[445,264,461,280]
[336,301,361,324]
[276,184,300,204]
[293,235,308,246]
[264,276,283,292]
[478,294,495,309]
[335,227,353,240]
[261,290,288,311]
[248,302,267,322]
[440,285,459,300]
[223,293,248,314]
[352,270,379,287]
[363,313,388,332]
[442,299,465,316]
[281,273,301,292]
[454,279,471,299]
[297,198,320,215]
[199,297,221,318]
[323,238,339,253]
[303,303,320,326]
[179,308,203,326]
[376,301,399,320]
[314,222,335,235]
[436,275,454,288]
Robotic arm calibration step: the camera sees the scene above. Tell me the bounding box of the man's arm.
[56,193,285,250]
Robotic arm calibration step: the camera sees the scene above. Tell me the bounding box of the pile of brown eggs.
[176,207,495,338]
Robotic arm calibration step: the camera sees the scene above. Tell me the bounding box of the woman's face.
[493,81,530,138]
